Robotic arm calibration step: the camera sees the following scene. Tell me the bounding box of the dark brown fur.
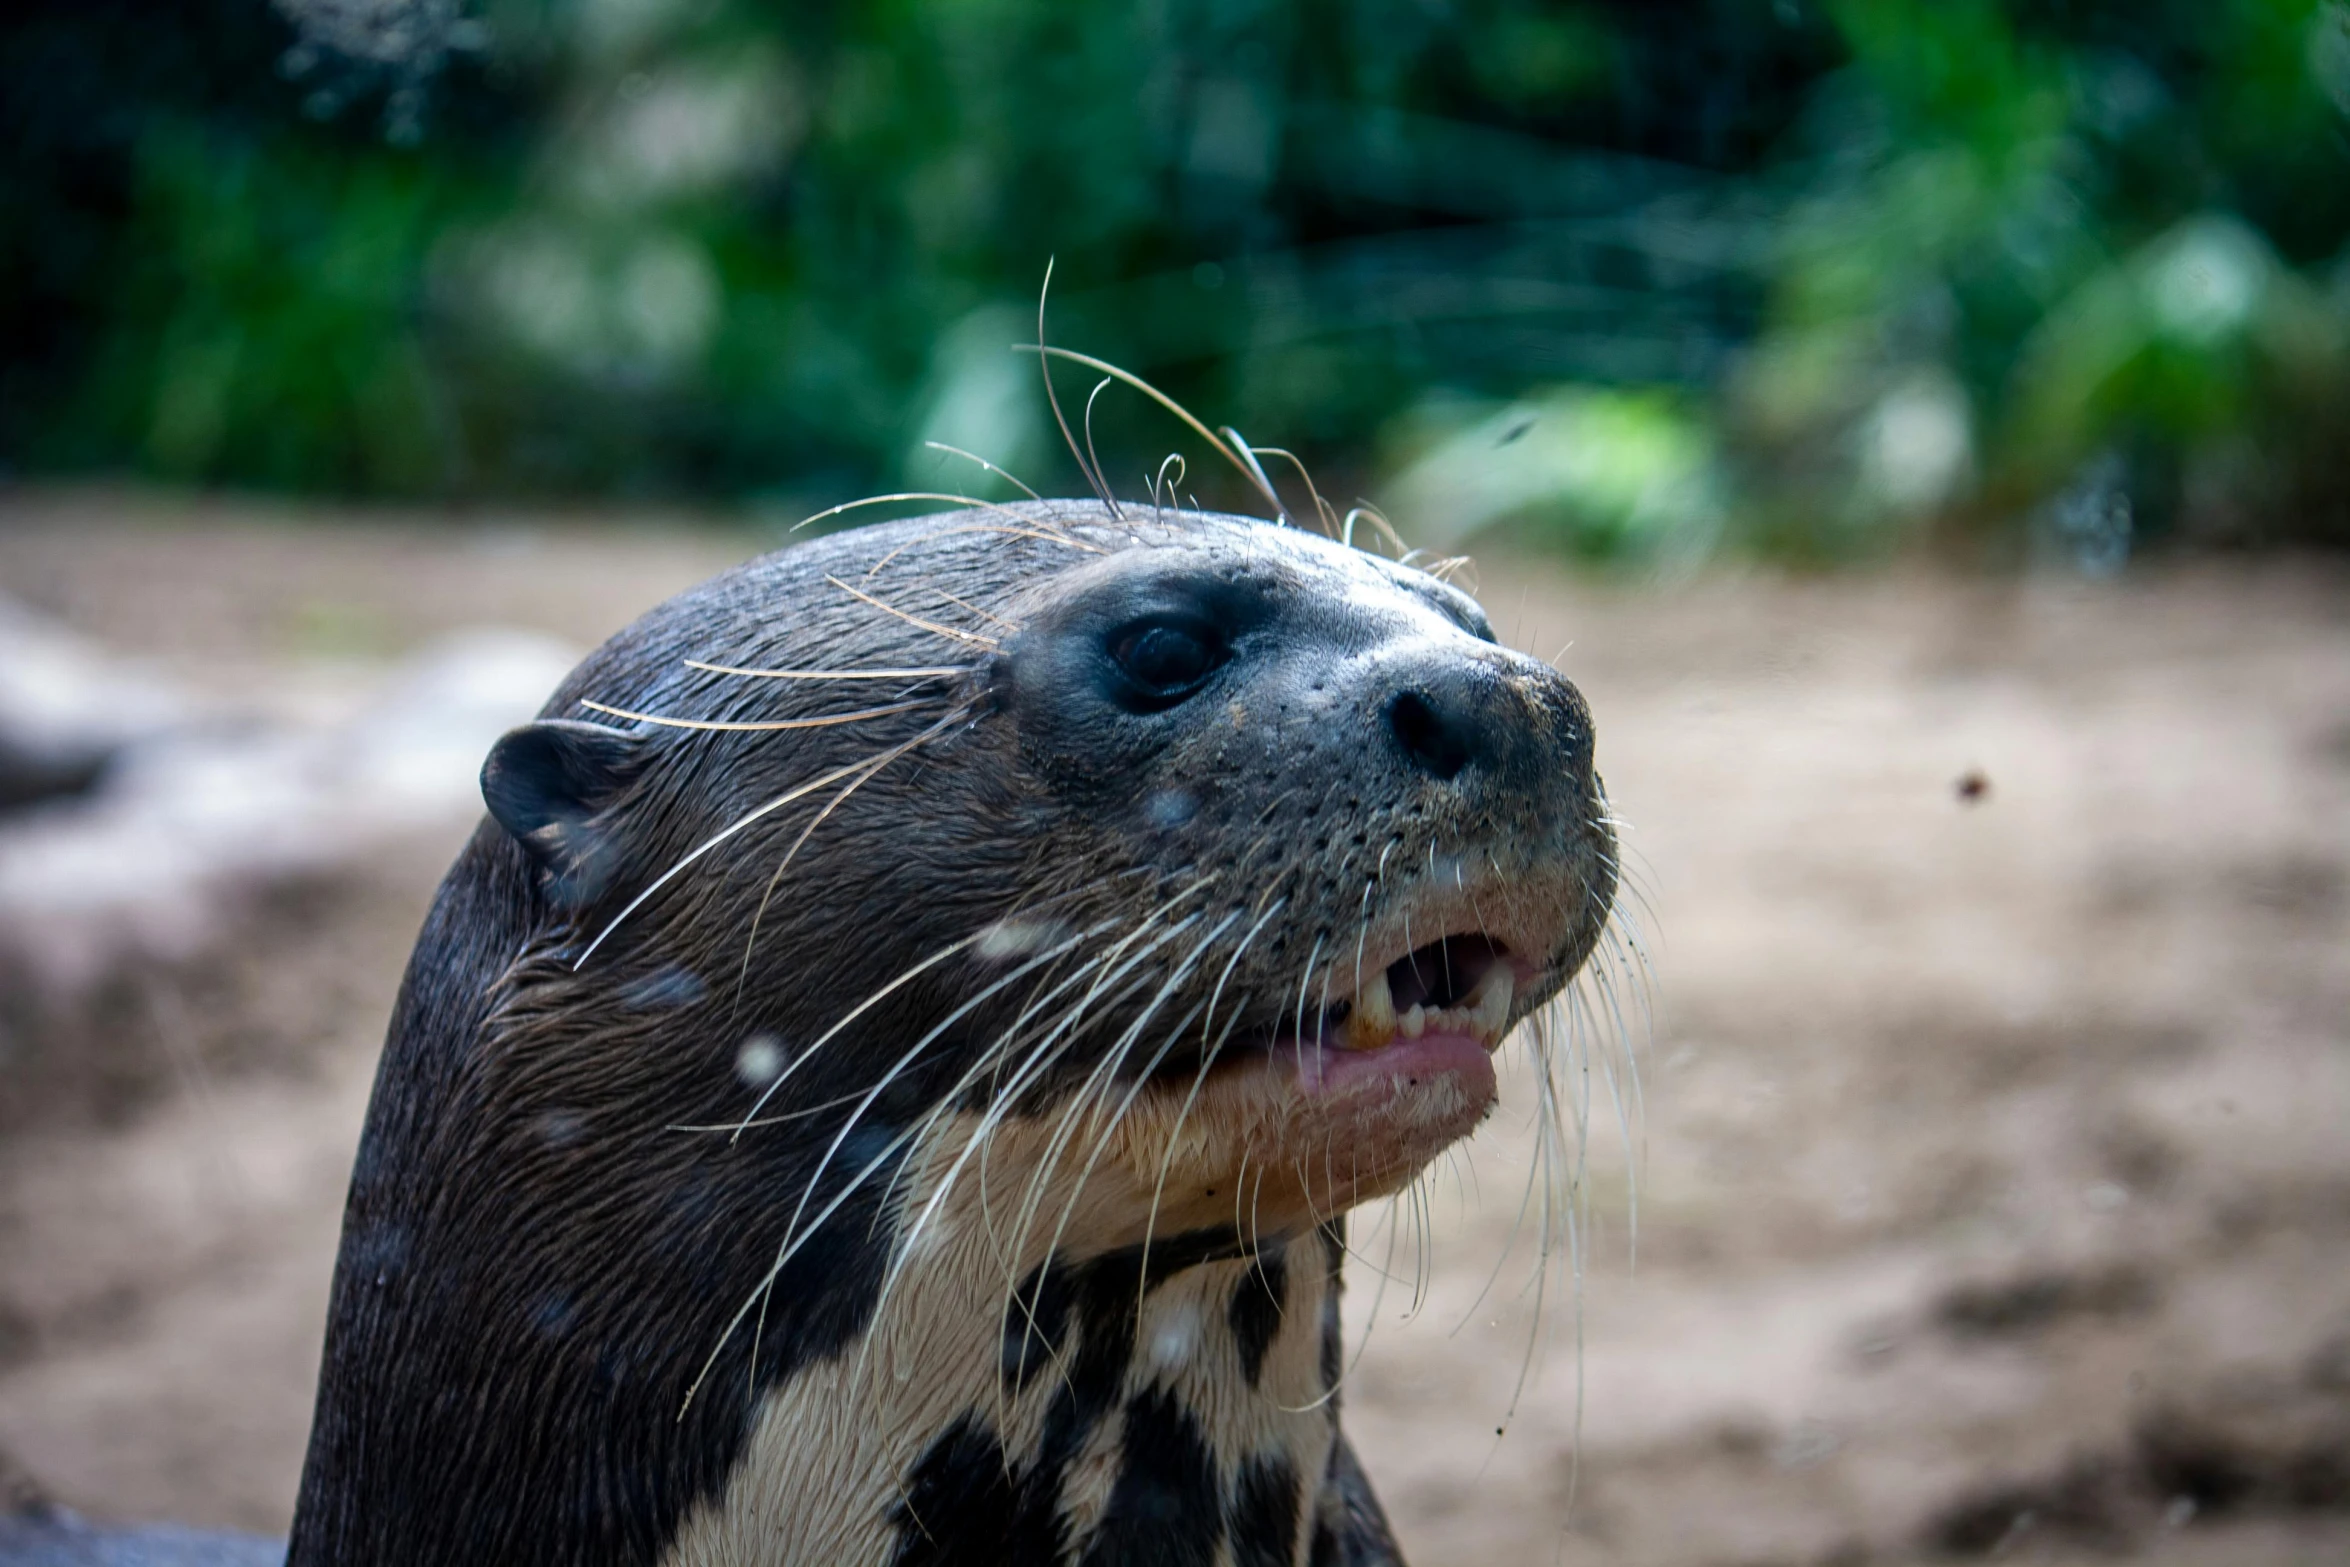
[288,502,1615,1566]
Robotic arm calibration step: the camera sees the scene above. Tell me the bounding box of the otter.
[283,498,1618,1566]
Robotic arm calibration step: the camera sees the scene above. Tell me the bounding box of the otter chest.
[662,1228,1343,1567]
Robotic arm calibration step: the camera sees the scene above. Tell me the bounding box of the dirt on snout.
[0,492,2344,1566]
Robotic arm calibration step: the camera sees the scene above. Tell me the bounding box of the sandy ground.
[0,490,2345,1564]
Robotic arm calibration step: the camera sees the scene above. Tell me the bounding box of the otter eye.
[1107,618,1226,710]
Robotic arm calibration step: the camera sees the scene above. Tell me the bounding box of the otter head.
[292,500,1617,1566]
[482,502,1612,1253]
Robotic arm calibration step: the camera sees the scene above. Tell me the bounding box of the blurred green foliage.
[4,0,2347,563]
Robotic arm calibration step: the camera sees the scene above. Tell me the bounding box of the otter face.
[476,502,1613,1282]
[987,517,1615,1233]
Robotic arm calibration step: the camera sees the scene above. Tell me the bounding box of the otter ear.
[481,720,644,905]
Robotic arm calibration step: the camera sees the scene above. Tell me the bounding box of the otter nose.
[1384,672,1490,782]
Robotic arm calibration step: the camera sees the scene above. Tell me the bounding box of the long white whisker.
[675,920,1156,1418]
[724,731,934,1028]
[870,884,1224,1322]
[728,929,996,1137]
[574,711,964,970]
[921,440,1043,501]
[682,661,972,682]
[825,576,999,649]
[576,698,934,733]
[1012,905,1242,1355]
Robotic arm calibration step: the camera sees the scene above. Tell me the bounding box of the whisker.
[860,521,1105,580]
[1017,345,1282,520]
[1130,884,1294,1319]
[664,1085,870,1133]
[680,661,972,682]
[729,927,997,1137]
[1341,501,1407,558]
[1427,554,1479,590]
[785,490,1055,535]
[1246,444,1338,537]
[575,697,934,733]
[1033,259,1121,519]
[1219,425,1294,528]
[679,916,1151,1417]
[825,575,1000,648]
[922,440,1043,501]
[1082,377,1116,524]
[917,582,1019,632]
[1289,934,1326,1058]
[873,884,1223,1311]
[723,730,942,1028]
[1012,904,1246,1352]
[574,711,966,969]
[1148,453,1187,517]
[992,899,1227,1342]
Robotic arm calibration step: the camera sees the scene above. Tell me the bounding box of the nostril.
[1387,690,1471,781]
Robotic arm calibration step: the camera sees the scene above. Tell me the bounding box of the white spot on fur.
[1144,788,1196,829]
[976,916,1075,960]
[1151,1299,1202,1371]
[734,1033,782,1087]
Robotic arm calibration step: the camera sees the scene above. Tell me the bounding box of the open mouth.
[1128,927,1530,1095]
[1325,934,1516,1054]
[1103,926,1534,1221]
[1171,932,1516,1085]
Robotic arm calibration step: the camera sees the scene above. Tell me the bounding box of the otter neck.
[661,1168,1346,1567]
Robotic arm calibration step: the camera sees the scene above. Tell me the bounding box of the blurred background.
[1,2,2347,1564]
[7,0,2350,559]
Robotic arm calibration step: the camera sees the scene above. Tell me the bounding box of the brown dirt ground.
[1,489,2345,1565]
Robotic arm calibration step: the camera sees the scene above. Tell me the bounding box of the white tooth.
[1347,966,1397,1051]
[1469,966,1515,1042]
[1400,1003,1426,1038]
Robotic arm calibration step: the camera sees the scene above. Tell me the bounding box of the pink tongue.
[1294,1028,1495,1101]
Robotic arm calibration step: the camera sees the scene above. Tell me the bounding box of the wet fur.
[288,502,1614,1566]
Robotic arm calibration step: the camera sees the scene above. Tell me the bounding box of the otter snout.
[1375,643,1595,799]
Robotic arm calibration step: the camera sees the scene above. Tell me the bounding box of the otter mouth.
[1097,911,1567,1225]
[1324,933,1516,1055]
[1156,931,1523,1093]
[1106,927,1527,1216]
